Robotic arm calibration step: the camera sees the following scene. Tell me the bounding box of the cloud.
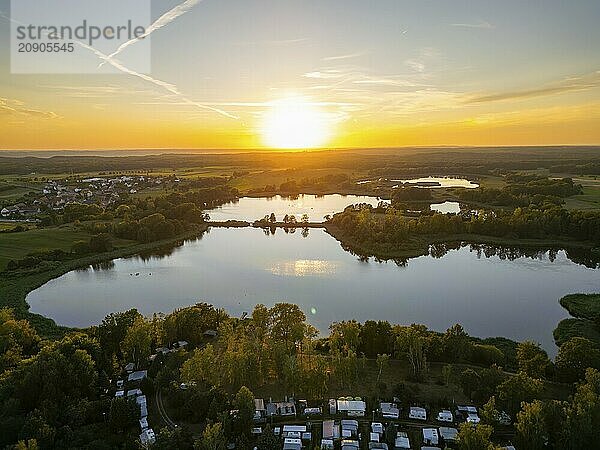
[466,71,600,104]
[405,60,425,73]
[100,0,202,67]
[0,97,59,119]
[451,20,495,29]
[322,52,364,62]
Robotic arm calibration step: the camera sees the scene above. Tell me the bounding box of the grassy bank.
[554,294,600,347]
[0,225,208,338]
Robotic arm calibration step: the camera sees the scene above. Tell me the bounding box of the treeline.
[329,204,600,251]
[458,177,582,207]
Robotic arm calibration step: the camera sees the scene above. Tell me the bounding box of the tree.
[122,316,153,369]
[395,325,428,381]
[268,303,308,351]
[516,341,550,379]
[152,427,194,450]
[329,320,361,355]
[555,337,600,382]
[480,396,500,425]
[460,368,481,401]
[195,422,226,450]
[256,425,280,450]
[233,386,255,437]
[376,354,390,382]
[456,423,496,450]
[496,372,543,416]
[560,368,600,449]
[444,324,472,361]
[515,401,548,450]
[109,398,138,433]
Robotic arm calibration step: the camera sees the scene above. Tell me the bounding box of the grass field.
[0,225,93,270]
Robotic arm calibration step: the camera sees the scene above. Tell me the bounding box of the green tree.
[122,316,153,369]
[444,324,472,361]
[560,368,600,449]
[496,372,543,416]
[456,423,496,450]
[195,422,226,450]
[516,341,550,379]
[515,400,548,450]
[233,386,255,437]
[555,337,600,382]
[109,397,139,433]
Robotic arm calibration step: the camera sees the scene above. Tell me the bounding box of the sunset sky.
[1,0,600,150]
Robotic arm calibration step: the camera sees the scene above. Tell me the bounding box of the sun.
[261,96,332,149]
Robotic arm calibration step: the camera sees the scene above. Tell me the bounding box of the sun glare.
[261,96,331,149]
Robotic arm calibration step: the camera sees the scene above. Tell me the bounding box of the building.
[394,431,411,449]
[128,370,148,382]
[282,438,302,450]
[341,440,359,450]
[380,402,400,419]
[322,419,340,440]
[423,428,439,446]
[337,398,366,417]
[409,406,427,420]
[254,398,266,421]
[140,429,156,447]
[267,400,296,417]
[341,419,359,438]
[436,410,453,422]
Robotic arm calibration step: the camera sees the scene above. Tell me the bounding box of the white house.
[128,370,147,382]
[409,406,427,421]
[380,402,400,419]
[436,410,453,422]
[140,428,155,447]
[337,398,366,417]
[282,438,302,450]
[439,427,458,443]
[423,428,439,446]
[395,432,411,449]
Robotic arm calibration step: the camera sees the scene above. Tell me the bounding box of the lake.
[207,194,385,222]
[27,227,600,354]
[393,176,479,189]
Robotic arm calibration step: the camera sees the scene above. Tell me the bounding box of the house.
[304,407,321,416]
[371,422,384,437]
[254,398,266,421]
[320,439,334,449]
[140,428,155,446]
[126,389,142,397]
[423,428,439,446]
[370,432,380,442]
[409,406,427,420]
[341,419,359,438]
[322,419,340,440]
[124,362,135,372]
[394,431,411,449]
[282,425,306,438]
[175,340,188,349]
[128,370,148,382]
[466,413,481,424]
[114,390,125,398]
[328,398,337,415]
[439,427,458,443]
[337,398,366,417]
[380,402,400,419]
[116,380,124,389]
[267,400,296,417]
[137,395,148,418]
[204,329,218,338]
[139,417,148,430]
[436,410,453,422]
[282,438,302,450]
[368,444,388,450]
[341,440,359,450]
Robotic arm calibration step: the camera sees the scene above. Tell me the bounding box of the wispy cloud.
[405,59,425,73]
[451,20,495,29]
[0,97,59,119]
[322,52,364,62]
[466,70,600,103]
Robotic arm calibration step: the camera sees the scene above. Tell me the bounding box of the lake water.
[393,176,479,189]
[430,201,461,214]
[207,194,384,222]
[27,227,600,354]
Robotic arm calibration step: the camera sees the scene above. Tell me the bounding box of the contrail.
[77,40,238,119]
[99,0,202,68]
[0,8,238,120]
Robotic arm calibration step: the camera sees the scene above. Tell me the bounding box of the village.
[0,174,174,219]
[109,337,517,450]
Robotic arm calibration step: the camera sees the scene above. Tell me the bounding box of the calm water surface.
[208,194,384,222]
[28,228,599,353]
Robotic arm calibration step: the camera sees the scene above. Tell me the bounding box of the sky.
[1,0,600,150]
